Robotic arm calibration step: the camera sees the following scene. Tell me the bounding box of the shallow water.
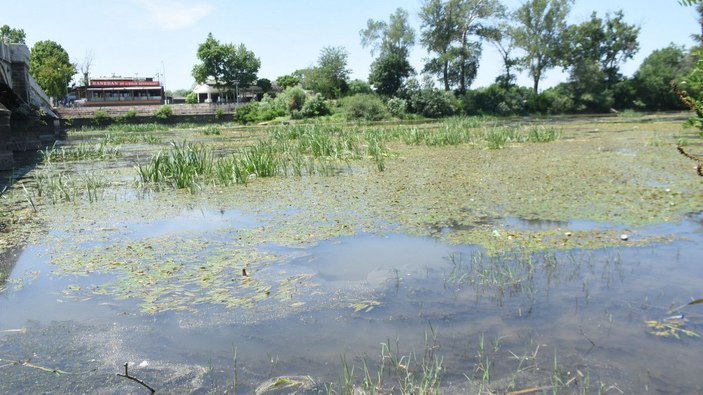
[2,210,703,393]
[2,119,703,393]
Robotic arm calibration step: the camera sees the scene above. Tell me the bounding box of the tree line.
[2,0,701,119]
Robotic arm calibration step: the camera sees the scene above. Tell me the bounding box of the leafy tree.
[369,51,414,96]
[309,46,350,99]
[562,11,639,88]
[256,78,272,94]
[361,8,415,96]
[192,33,260,94]
[348,79,373,95]
[276,74,300,89]
[485,22,522,89]
[634,45,692,110]
[510,0,573,94]
[0,24,25,43]
[29,40,76,102]
[560,10,639,112]
[419,0,504,93]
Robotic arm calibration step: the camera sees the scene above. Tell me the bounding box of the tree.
[79,50,94,88]
[310,46,350,99]
[256,78,272,94]
[29,40,76,103]
[192,33,260,94]
[634,45,692,110]
[276,74,300,89]
[361,8,415,96]
[510,0,573,94]
[560,10,639,111]
[485,22,522,89]
[419,0,505,93]
[0,24,25,44]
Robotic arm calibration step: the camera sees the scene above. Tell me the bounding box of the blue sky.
[3,0,700,91]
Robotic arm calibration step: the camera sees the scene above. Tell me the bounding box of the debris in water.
[620,234,629,241]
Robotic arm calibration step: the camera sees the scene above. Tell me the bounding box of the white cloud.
[134,0,214,31]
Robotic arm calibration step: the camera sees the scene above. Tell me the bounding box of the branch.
[116,362,156,394]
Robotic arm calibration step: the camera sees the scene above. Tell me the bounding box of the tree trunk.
[443,60,450,91]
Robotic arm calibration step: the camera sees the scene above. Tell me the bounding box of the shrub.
[92,109,113,127]
[214,107,224,120]
[153,105,173,121]
[116,108,138,124]
[279,86,307,112]
[185,92,198,104]
[301,93,331,118]
[342,94,388,121]
[386,97,407,118]
[233,102,260,124]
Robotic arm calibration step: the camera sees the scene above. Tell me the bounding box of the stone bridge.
[0,42,61,170]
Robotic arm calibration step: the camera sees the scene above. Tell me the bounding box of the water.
[2,209,703,393]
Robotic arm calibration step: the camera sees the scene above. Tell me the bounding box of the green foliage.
[153,105,173,121]
[510,0,573,94]
[0,24,26,43]
[347,79,373,95]
[386,97,408,118]
[369,51,414,96]
[634,45,692,111]
[214,107,225,120]
[256,78,272,93]
[342,94,388,121]
[185,92,198,104]
[462,84,532,115]
[309,46,350,99]
[276,74,301,89]
[29,40,76,100]
[192,33,261,91]
[401,79,456,118]
[92,110,113,127]
[279,86,307,112]
[233,102,260,124]
[419,0,504,93]
[301,93,330,118]
[116,108,138,124]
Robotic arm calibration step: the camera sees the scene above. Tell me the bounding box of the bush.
[301,93,331,118]
[185,92,198,104]
[386,97,407,118]
[233,102,260,124]
[279,86,307,112]
[92,109,113,127]
[342,94,388,121]
[116,108,138,124]
[410,89,456,118]
[347,79,373,95]
[214,107,224,120]
[153,105,173,121]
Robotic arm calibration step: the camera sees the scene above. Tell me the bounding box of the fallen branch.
[116,362,156,394]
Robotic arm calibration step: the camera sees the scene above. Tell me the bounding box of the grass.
[40,142,121,163]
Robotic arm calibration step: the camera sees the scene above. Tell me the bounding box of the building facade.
[77,77,164,106]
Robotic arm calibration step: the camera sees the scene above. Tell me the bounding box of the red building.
[77,77,164,106]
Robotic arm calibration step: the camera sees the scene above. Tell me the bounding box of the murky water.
[2,208,703,393]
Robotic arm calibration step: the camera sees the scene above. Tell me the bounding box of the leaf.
[688,298,703,306]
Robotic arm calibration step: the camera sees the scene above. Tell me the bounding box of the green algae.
[2,116,703,313]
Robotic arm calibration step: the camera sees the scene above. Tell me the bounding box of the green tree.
[192,33,261,94]
[29,40,76,103]
[510,0,573,94]
[361,8,415,96]
[0,24,25,43]
[256,78,272,94]
[634,45,692,111]
[276,74,300,89]
[485,22,522,89]
[309,46,350,99]
[419,0,505,93]
[560,10,639,112]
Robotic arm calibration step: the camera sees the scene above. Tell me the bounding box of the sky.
[3,0,701,92]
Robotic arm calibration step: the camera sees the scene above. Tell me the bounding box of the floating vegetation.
[645,316,700,339]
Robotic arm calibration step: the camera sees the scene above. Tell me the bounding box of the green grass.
[40,142,121,162]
